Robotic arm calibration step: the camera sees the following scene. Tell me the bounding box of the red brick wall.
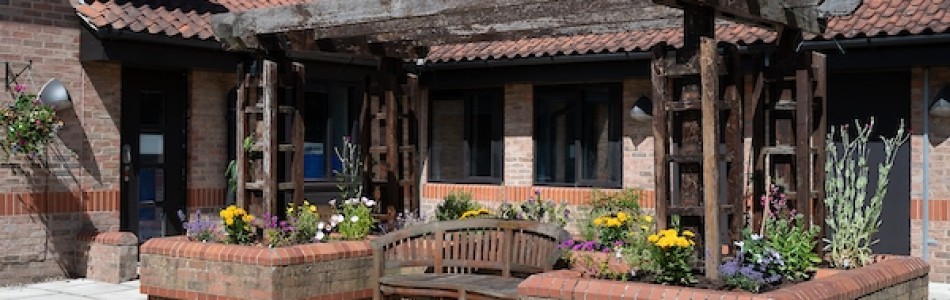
[187,70,232,209]
[0,0,125,285]
[504,83,534,186]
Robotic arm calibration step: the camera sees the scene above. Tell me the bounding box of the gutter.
[425,33,950,69]
[923,67,932,261]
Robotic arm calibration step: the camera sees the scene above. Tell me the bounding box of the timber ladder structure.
[233,56,418,219]
[234,60,306,217]
[649,1,828,278]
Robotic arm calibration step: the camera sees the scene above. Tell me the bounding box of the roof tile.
[72,0,950,61]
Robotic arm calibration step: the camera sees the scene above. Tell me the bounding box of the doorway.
[827,70,911,255]
[121,67,187,242]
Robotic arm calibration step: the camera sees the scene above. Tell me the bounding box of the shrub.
[496,189,570,227]
[647,216,696,285]
[177,210,219,242]
[331,197,376,240]
[436,191,479,221]
[219,205,256,245]
[823,118,908,269]
[720,230,784,293]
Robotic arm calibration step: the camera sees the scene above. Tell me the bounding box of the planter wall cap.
[77,231,138,246]
[140,236,373,266]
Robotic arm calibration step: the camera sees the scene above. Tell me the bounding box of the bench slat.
[380,273,522,299]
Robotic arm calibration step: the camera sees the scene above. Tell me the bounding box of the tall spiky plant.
[334,136,364,201]
[823,117,908,269]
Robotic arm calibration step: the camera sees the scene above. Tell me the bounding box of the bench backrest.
[370,219,570,278]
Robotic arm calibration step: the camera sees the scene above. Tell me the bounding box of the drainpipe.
[923,67,931,261]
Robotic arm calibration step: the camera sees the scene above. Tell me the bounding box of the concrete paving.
[0,279,948,299]
[0,279,145,300]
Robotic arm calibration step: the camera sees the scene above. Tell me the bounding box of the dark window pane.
[581,89,612,182]
[535,85,620,186]
[430,89,502,182]
[140,92,164,127]
[430,99,465,181]
[304,91,329,179]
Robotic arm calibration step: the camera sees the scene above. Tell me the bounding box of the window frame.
[301,81,361,182]
[533,83,623,188]
[428,88,505,184]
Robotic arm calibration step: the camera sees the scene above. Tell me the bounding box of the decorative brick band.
[75,231,138,246]
[140,237,373,267]
[422,183,656,208]
[911,198,950,221]
[188,188,227,209]
[0,190,119,216]
[518,256,929,299]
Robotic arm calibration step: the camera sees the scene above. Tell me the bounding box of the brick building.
[1,0,949,286]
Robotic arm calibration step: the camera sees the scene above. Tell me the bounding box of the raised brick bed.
[139,237,374,300]
[72,231,138,283]
[518,256,929,300]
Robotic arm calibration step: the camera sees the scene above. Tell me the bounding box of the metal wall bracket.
[4,60,32,91]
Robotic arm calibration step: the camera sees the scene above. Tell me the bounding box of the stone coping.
[518,255,929,299]
[140,236,373,266]
[76,231,138,246]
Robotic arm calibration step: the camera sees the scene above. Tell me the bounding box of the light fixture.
[629,95,653,122]
[931,85,950,117]
[38,78,71,111]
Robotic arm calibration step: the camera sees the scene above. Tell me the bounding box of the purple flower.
[14,84,25,93]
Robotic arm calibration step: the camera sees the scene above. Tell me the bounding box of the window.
[534,84,621,187]
[429,89,503,182]
[303,84,357,181]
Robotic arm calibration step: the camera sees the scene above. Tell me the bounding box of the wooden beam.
[292,62,306,206]
[700,37,721,279]
[263,60,279,216]
[212,0,682,49]
[651,44,671,232]
[236,63,248,209]
[652,0,824,33]
[795,66,812,225]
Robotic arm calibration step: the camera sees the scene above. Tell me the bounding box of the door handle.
[122,144,132,182]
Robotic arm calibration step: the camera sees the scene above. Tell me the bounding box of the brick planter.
[72,231,139,283]
[139,237,374,300]
[518,256,930,300]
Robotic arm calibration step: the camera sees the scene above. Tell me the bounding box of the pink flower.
[14,84,25,93]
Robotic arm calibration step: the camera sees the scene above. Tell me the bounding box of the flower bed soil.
[534,255,929,299]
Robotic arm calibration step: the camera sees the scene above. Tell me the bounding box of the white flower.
[315,231,325,241]
[328,199,336,206]
[361,197,369,204]
[365,199,376,207]
[350,215,359,223]
[734,241,744,249]
[750,234,762,241]
[614,247,623,259]
[317,222,326,230]
[333,214,345,223]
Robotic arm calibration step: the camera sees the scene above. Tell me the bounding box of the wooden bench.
[370,219,570,300]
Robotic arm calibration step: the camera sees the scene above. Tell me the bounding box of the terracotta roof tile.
[72,0,950,61]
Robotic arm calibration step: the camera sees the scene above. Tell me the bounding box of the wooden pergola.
[210,0,830,278]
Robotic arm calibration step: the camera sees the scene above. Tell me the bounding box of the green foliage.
[436,191,480,221]
[823,118,908,269]
[496,189,570,227]
[765,214,821,281]
[647,216,696,285]
[0,86,63,159]
[334,197,376,240]
[225,160,238,192]
[219,205,256,245]
[590,189,641,213]
[333,136,364,200]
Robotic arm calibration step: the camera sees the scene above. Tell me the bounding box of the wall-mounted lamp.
[38,78,71,111]
[629,95,653,122]
[931,85,950,117]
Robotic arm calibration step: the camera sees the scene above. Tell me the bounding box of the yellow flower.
[606,218,622,228]
[287,206,294,214]
[243,214,255,223]
[616,212,628,222]
[643,215,653,223]
[682,230,695,238]
[220,210,234,220]
[225,218,234,226]
[593,217,604,226]
[648,234,659,243]
[660,229,677,237]
[309,205,317,213]
[303,200,310,206]
[640,225,649,231]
